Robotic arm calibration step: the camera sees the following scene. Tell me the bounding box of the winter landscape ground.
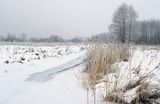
[0,43,160,104]
[0,43,88,104]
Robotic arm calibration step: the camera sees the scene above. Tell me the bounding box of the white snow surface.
[0,44,89,104]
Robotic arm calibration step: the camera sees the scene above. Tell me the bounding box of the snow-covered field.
[0,44,160,104]
[0,44,88,104]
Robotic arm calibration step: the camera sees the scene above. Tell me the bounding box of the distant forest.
[0,34,85,43]
[0,33,111,43]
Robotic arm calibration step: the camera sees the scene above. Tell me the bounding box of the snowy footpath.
[0,45,88,104]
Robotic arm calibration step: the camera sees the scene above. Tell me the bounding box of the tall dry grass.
[84,42,130,86]
[82,41,130,104]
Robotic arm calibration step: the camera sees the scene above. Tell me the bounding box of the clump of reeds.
[82,41,130,104]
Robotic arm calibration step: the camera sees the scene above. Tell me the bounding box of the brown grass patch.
[84,42,130,90]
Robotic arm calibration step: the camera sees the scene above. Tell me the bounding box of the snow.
[26,57,83,82]
[0,44,160,104]
[0,66,87,104]
[0,44,85,75]
[0,44,88,104]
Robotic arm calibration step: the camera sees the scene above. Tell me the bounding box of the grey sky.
[0,0,160,39]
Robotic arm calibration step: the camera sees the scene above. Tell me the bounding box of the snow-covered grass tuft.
[102,46,160,104]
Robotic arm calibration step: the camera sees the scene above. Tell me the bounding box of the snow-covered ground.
[0,44,89,104]
[0,44,160,104]
[0,44,85,74]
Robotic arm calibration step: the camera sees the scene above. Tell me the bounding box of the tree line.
[0,34,86,43]
[109,3,160,44]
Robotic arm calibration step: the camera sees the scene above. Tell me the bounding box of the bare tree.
[109,3,138,43]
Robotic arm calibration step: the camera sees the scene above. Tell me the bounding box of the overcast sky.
[0,0,160,39]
